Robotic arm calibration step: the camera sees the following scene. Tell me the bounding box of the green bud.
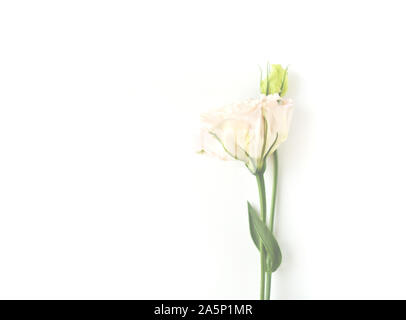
[260,64,289,97]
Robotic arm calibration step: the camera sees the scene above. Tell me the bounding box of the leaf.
[248,203,282,272]
[247,201,261,250]
[247,202,275,272]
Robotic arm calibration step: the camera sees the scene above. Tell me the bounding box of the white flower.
[199,94,293,174]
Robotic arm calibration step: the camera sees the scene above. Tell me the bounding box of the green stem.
[256,173,267,300]
[265,150,278,300]
[265,272,271,300]
[265,264,272,300]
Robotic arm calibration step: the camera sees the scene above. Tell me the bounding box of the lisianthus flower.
[199,94,293,174]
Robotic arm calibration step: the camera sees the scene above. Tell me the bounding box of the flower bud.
[260,64,288,97]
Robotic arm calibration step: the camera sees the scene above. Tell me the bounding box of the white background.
[0,0,405,299]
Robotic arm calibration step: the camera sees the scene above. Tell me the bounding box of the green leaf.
[248,202,272,272]
[248,203,282,272]
[247,201,261,249]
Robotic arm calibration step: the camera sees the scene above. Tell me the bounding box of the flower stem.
[256,173,267,300]
[265,150,278,300]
